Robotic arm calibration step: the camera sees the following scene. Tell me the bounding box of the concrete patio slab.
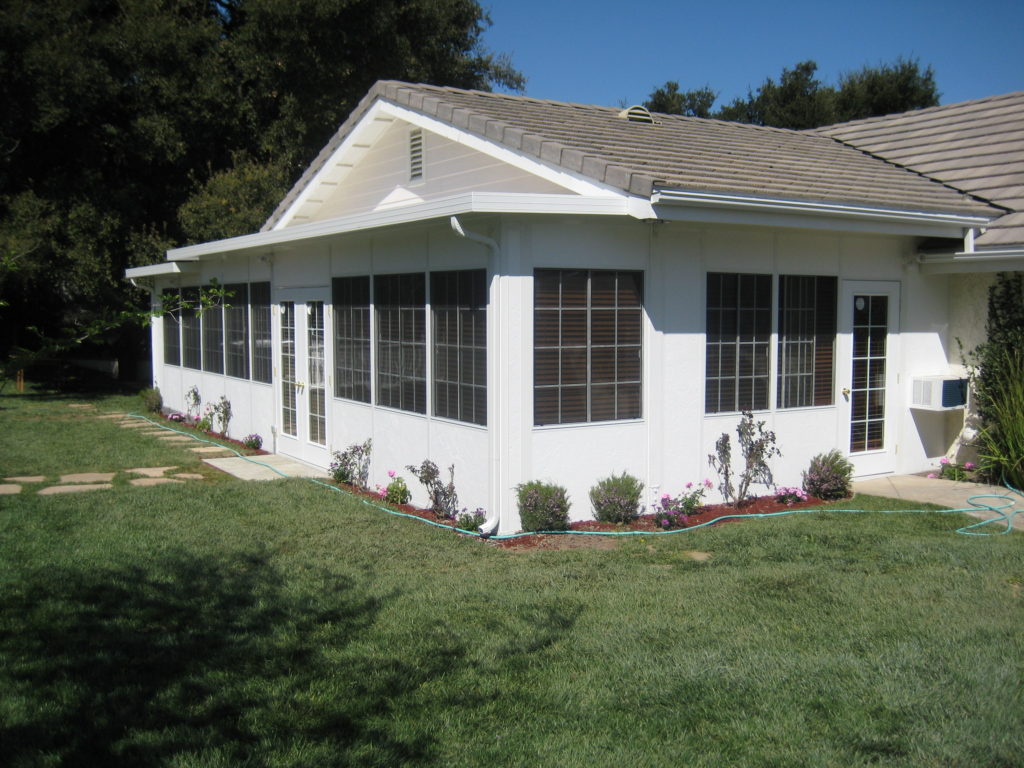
[60,472,115,484]
[129,477,184,487]
[204,454,330,481]
[127,467,177,478]
[39,484,113,495]
[853,474,1023,532]
[6,476,45,483]
[0,484,21,495]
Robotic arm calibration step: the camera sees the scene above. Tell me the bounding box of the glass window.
[534,269,643,425]
[375,273,426,414]
[250,282,272,384]
[777,276,837,408]
[224,283,249,379]
[162,288,180,366]
[432,269,487,425]
[180,287,202,370]
[705,273,771,413]
[332,276,371,403]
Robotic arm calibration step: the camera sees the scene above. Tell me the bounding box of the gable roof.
[816,91,1024,248]
[265,80,996,232]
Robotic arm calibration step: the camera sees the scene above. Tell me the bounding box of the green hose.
[127,412,1021,539]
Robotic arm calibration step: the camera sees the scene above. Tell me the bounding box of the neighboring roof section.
[265,81,996,231]
[816,91,1024,247]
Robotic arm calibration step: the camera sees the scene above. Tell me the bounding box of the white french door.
[836,281,901,477]
[276,289,331,467]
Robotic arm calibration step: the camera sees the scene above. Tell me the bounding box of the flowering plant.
[377,473,411,505]
[775,486,808,505]
[651,482,708,529]
[930,457,976,482]
[455,508,488,532]
[242,433,263,451]
[168,412,185,423]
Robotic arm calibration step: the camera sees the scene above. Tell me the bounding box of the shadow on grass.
[0,550,524,767]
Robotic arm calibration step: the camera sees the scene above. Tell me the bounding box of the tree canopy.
[0,0,522,360]
[645,58,939,130]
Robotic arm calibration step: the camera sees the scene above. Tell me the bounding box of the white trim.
[917,247,1024,274]
[167,193,636,261]
[125,262,194,278]
[651,188,992,235]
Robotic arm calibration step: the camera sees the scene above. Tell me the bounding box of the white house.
[126,82,1024,533]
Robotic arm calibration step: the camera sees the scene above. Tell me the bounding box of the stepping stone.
[96,413,127,419]
[117,421,150,428]
[127,467,177,478]
[158,435,195,443]
[69,404,95,409]
[39,484,113,495]
[0,484,21,495]
[171,473,204,481]
[59,472,116,484]
[129,477,183,487]
[6,476,45,483]
[191,446,231,454]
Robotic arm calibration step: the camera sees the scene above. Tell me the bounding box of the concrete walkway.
[853,474,1023,532]
[203,454,330,481]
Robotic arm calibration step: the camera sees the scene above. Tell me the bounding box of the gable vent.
[409,128,424,181]
[618,105,654,124]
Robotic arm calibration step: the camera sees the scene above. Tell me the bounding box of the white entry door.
[276,290,331,467]
[836,281,901,477]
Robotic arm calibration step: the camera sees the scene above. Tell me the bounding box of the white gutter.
[917,247,1024,274]
[125,261,193,279]
[651,188,992,229]
[449,216,501,536]
[166,192,634,262]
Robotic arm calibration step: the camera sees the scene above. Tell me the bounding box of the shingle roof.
[265,80,997,231]
[816,91,1024,248]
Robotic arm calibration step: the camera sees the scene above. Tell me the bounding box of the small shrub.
[242,433,263,451]
[139,387,162,413]
[185,385,201,420]
[212,395,232,434]
[196,405,214,432]
[516,481,570,532]
[330,439,372,488]
[455,509,487,532]
[802,450,854,500]
[775,486,808,505]
[379,472,411,505]
[652,481,709,529]
[929,457,976,482]
[590,472,643,523]
[708,410,782,506]
[406,460,459,519]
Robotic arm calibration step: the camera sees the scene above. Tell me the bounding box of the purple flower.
[661,519,669,527]
[704,478,714,489]
[927,473,938,479]
[685,482,693,489]
[964,462,976,470]
[388,469,396,478]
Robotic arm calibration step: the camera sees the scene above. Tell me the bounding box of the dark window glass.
[224,283,249,379]
[777,276,837,408]
[332,276,371,403]
[432,269,487,425]
[533,269,643,425]
[250,282,272,384]
[162,289,180,366]
[705,273,771,413]
[375,273,426,414]
[181,287,202,370]
[201,286,224,374]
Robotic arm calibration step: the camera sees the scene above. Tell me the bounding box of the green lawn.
[1,388,1021,767]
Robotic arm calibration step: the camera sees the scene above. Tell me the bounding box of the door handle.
[841,387,850,400]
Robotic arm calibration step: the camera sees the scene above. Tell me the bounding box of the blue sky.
[480,0,1024,108]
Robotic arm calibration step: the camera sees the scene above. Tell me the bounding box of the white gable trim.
[272,99,627,230]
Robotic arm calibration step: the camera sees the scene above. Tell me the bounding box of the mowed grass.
[1,389,1022,767]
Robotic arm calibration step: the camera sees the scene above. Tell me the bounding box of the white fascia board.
[125,262,193,278]
[377,102,623,199]
[918,247,1024,274]
[651,188,992,237]
[166,193,636,261]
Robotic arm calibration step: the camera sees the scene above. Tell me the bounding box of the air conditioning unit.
[910,377,968,411]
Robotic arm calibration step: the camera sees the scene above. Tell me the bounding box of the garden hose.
[126,413,1022,539]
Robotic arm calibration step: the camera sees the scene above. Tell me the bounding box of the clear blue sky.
[480,0,1023,108]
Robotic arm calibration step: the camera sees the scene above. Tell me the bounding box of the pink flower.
[940,457,950,465]
[661,493,671,500]
[704,478,714,489]
[685,482,693,489]
[964,462,976,470]
[927,473,937,479]
[388,470,396,478]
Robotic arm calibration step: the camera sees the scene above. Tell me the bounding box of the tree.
[835,57,939,122]
[644,81,717,118]
[0,0,522,368]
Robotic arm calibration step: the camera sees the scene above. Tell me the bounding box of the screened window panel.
[224,283,249,379]
[533,269,644,425]
[332,276,371,403]
[162,289,180,366]
[776,276,836,409]
[375,273,426,414]
[431,269,487,424]
[180,287,202,370]
[705,273,771,413]
[250,282,272,384]
[201,291,224,374]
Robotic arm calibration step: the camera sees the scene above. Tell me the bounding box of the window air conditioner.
[910,377,968,411]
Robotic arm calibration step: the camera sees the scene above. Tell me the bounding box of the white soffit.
[272,99,625,230]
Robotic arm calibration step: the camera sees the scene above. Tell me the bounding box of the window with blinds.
[534,269,643,425]
[250,282,272,384]
[705,273,771,413]
[375,273,426,414]
[162,289,181,366]
[432,269,487,425]
[180,287,202,370]
[333,276,371,403]
[777,276,836,408]
[224,283,250,379]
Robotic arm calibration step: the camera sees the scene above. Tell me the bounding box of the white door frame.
[836,280,901,477]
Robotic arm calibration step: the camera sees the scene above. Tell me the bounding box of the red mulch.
[147,413,269,455]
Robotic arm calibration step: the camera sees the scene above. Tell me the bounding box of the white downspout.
[450,216,501,536]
